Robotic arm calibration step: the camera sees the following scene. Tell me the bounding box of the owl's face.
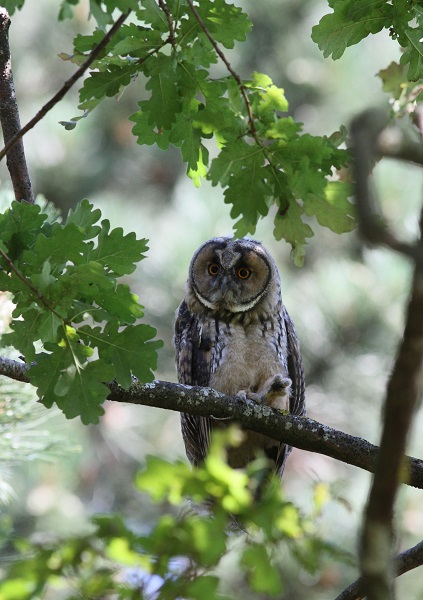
[187,237,280,315]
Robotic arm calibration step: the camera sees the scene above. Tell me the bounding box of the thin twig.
[185,0,256,136]
[136,38,171,66]
[0,10,131,162]
[350,110,423,265]
[158,0,176,47]
[0,9,33,202]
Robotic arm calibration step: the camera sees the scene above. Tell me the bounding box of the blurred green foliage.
[0,429,352,600]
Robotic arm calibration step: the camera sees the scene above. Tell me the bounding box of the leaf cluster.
[312,0,423,81]
[52,0,354,264]
[0,199,162,424]
[0,429,351,599]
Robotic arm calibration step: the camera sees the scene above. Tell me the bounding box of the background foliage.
[0,0,422,598]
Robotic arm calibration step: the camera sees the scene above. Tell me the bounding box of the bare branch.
[377,127,423,167]
[350,110,423,265]
[0,9,33,202]
[351,110,423,599]
[1,356,423,490]
[336,540,423,600]
[0,10,131,163]
[359,226,423,598]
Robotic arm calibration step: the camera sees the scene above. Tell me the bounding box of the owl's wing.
[174,299,213,466]
[275,306,306,477]
[284,305,306,418]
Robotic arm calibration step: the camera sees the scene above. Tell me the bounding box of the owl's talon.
[236,390,248,404]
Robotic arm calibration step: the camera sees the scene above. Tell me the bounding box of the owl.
[174,237,305,479]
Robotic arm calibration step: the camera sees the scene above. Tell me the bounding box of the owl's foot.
[264,374,291,396]
[263,375,291,410]
[236,390,263,404]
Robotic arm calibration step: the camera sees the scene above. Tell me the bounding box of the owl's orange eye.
[208,263,219,276]
[237,267,251,279]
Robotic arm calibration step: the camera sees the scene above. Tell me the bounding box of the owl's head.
[187,237,281,316]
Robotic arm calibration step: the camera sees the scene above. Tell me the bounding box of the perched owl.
[174,237,305,479]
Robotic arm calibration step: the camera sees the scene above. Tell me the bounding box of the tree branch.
[0,9,33,203]
[351,110,423,599]
[0,10,131,163]
[350,110,423,265]
[2,356,423,490]
[336,539,423,600]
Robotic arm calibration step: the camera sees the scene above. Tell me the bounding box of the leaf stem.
[185,0,256,136]
[0,248,65,322]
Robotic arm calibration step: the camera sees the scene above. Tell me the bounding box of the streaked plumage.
[174,237,305,478]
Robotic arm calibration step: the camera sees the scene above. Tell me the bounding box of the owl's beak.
[220,277,236,303]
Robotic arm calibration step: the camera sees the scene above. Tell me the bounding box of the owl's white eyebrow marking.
[194,287,268,313]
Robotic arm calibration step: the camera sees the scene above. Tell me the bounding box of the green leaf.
[250,72,289,120]
[111,26,163,56]
[241,544,283,596]
[304,181,356,234]
[66,198,102,239]
[185,575,220,600]
[188,145,209,187]
[130,109,172,150]
[169,105,203,171]
[103,0,138,13]
[136,455,192,503]
[0,0,25,15]
[32,222,87,269]
[208,139,255,187]
[400,27,423,80]
[210,140,273,235]
[58,0,79,20]
[29,350,114,424]
[2,313,44,364]
[73,29,107,53]
[377,61,408,99]
[80,323,162,388]
[136,0,170,33]
[140,55,183,129]
[89,0,113,28]
[37,312,63,344]
[273,200,313,267]
[196,0,252,49]
[0,201,46,257]
[312,0,392,60]
[79,65,134,103]
[88,220,149,276]
[92,283,144,324]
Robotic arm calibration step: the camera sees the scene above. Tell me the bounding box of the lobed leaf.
[311,0,393,60]
[89,220,150,276]
[400,27,423,80]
